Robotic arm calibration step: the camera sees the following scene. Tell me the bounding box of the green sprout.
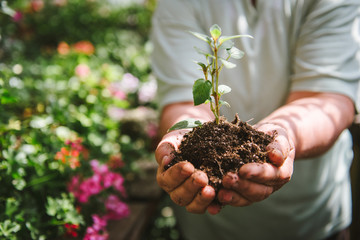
[169,24,252,131]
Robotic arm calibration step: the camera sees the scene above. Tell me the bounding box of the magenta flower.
[84,226,109,240]
[112,176,127,197]
[67,175,80,193]
[102,172,119,188]
[79,174,103,196]
[104,195,130,220]
[91,214,107,232]
[12,11,23,22]
[90,159,109,175]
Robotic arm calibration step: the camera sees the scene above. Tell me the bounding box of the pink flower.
[75,64,90,78]
[138,78,157,103]
[84,226,109,240]
[90,160,109,175]
[12,11,23,22]
[107,106,126,121]
[91,214,107,232]
[102,172,123,189]
[69,174,103,203]
[67,175,91,203]
[104,195,130,220]
[112,177,127,197]
[79,174,103,196]
[108,82,127,100]
[67,175,80,193]
[102,172,116,188]
[146,122,158,138]
[65,138,84,151]
[120,73,139,93]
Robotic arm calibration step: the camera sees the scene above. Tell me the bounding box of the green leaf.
[5,198,19,217]
[168,119,203,131]
[218,85,231,95]
[219,34,253,45]
[194,47,214,58]
[194,61,207,72]
[227,47,245,59]
[210,24,222,41]
[189,31,211,43]
[219,100,231,108]
[219,40,234,50]
[192,78,212,105]
[220,58,236,69]
[0,89,17,104]
[0,220,21,237]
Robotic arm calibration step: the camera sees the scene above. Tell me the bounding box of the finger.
[221,172,272,203]
[255,123,293,167]
[185,185,216,214]
[207,203,222,215]
[239,159,293,186]
[155,130,189,163]
[266,131,291,167]
[155,142,175,165]
[217,188,252,206]
[157,160,195,193]
[169,170,208,206]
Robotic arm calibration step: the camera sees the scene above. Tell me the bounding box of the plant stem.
[213,44,220,124]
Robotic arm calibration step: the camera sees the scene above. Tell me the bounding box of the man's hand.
[155,130,217,214]
[217,123,295,208]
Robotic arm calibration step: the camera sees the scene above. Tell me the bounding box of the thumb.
[155,129,188,165]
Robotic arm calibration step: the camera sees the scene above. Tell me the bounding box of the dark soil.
[165,114,274,194]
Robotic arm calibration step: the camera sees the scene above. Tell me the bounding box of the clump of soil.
[165,114,274,194]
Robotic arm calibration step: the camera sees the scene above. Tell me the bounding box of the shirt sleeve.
[291,0,360,109]
[150,0,207,109]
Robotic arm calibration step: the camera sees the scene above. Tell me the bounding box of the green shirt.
[151,0,360,239]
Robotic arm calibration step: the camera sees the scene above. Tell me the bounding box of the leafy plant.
[0,1,158,239]
[169,24,252,131]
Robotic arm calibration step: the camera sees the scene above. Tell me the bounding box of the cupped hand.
[217,123,295,207]
[155,130,217,214]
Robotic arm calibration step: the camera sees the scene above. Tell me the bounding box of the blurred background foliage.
[0,0,180,239]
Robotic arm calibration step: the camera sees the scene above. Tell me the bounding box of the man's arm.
[257,91,355,159]
[155,91,355,213]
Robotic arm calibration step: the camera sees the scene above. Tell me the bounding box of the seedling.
[169,24,252,131]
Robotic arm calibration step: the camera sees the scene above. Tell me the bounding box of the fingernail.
[223,192,233,203]
[162,155,171,166]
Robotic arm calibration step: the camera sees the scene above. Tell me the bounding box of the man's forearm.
[258,91,355,159]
